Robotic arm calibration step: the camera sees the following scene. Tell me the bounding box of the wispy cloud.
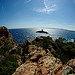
[35,0,57,14]
[24,0,32,4]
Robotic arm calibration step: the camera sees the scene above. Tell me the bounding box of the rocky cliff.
[0,26,75,75]
[0,26,16,61]
[13,44,75,75]
[0,26,19,75]
[0,26,16,49]
[13,38,75,75]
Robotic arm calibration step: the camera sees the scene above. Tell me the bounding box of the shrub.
[0,55,19,75]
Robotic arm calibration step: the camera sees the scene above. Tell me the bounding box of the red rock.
[13,62,37,75]
[41,50,46,56]
[0,26,16,54]
[66,59,75,69]
[13,56,75,75]
[53,63,62,74]
[56,65,73,75]
[27,45,37,53]
[36,56,62,75]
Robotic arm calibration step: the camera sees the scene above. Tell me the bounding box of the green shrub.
[0,55,19,75]
[32,36,52,49]
[32,36,75,64]
[55,37,75,64]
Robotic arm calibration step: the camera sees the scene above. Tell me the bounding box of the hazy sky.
[0,0,75,30]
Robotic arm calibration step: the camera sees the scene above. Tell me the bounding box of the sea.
[9,28,75,44]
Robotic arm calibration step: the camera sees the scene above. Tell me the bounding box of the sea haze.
[9,28,75,44]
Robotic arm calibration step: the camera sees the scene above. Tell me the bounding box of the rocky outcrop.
[13,62,37,75]
[66,59,75,69]
[66,59,75,74]
[13,58,75,75]
[35,56,62,75]
[13,54,75,75]
[56,59,75,75]
[0,26,17,66]
[0,26,16,49]
[12,35,75,75]
[13,41,75,75]
[0,26,9,38]
[0,26,74,75]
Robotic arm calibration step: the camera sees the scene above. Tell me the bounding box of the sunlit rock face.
[0,26,16,47]
[13,59,75,75]
[0,26,16,53]
[0,26,17,66]
[12,41,75,75]
[12,36,75,75]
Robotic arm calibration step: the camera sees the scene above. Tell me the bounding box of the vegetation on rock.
[0,26,75,75]
[55,37,75,64]
[0,26,19,75]
[32,36,75,64]
[0,55,18,75]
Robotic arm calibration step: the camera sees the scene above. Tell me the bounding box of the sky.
[0,0,75,30]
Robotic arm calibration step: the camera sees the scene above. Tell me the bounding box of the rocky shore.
[0,26,75,75]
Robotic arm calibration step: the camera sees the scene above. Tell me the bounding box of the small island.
[36,29,48,34]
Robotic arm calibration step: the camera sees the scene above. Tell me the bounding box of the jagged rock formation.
[0,26,16,61]
[0,26,16,49]
[0,26,19,75]
[13,49,75,75]
[13,38,75,75]
[0,26,75,75]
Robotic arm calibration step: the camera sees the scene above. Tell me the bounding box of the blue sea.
[9,28,75,44]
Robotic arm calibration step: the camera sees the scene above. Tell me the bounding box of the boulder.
[35,56,62,75]
[12,62,37,75]
[29,50,44,62]
[13,55,75,75]
[27,45,37,53]
[13,55,63,75]
[66,59,75,74]
[66,59,75,69]
[56,66,73,75]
